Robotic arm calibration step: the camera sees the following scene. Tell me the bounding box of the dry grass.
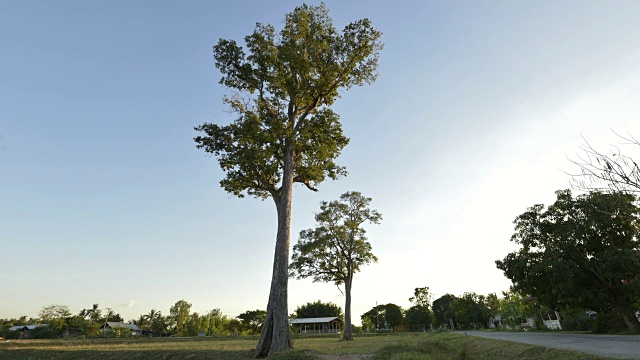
[0,332,623,360]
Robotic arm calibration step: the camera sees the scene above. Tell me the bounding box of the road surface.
[464,331,640,359]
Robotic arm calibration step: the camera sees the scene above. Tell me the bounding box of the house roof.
[9,324,49,331]
[104,322,142,331]
[288,317,343,324]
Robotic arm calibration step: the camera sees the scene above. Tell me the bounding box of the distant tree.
[485,293,500,316]
[38,305,71,322]
[194,3,382,355]
[432,294,457,328]
[405,287,434,331]
[496,190,640,333]
[290,191,382,340]
[292,301,343,319]
[409,287,433,308]
[361,303,404,331]
[569,133,640,193]
[405,306,433,332]
[185,312,211,336]
[170,299,192,336]
[143,309,161,330]
[238,310,267,334]
[150,311,169,335]
[79,304,102,323]
[225,318,243,335]
[98,310,123,324]
[450,293,490,329]
[37,305,72,333]
[497,291,539,328]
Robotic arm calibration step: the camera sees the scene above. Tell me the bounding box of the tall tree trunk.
[343,277,353,340]
[255,149,295,357]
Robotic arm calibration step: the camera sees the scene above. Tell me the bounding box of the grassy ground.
[0,332,622,360]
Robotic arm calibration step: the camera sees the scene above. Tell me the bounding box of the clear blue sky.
[2,0,640,323]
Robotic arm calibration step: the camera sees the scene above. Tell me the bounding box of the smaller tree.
[170,299,192,336]
[432,294,457,329]
[360,303,404,331]
[406,287,433,331]
[290,191,382,340]
[292,301,343,319]
[450,293,490,330]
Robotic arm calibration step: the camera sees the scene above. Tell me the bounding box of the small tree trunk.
[255,149,295,357]
[343,277,353,340]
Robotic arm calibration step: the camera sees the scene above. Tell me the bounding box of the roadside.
[463,331,640,360]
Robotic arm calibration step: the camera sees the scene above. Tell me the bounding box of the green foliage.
[195,3,383,352]
[290,191,382,286]
[405,305,433,332]
[409,287,433,308]
[27,326,58,339]
[406,287,434,331]
[497,291,538,328]
[432,294,457,328]
[170,299,192,336]
[450,293,490,330]
[102,326,132,338]
[361,303,404,330]
[290,191,381,340]
[79,304,102,323]
[194,3,383,201]
[38,305,71,323]
[237,309,266,334]
[496,190,640,332]
[292,301,342,319]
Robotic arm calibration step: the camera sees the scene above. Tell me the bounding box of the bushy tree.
[405,287,434,331]
[361,303,404,331]
[496,190,640,333]
[292,301,343,319]
[238,310,267,334]
[450,293,490,329]
[194,3,382,355]
[432,294,457,328]
[290,191,381,340]
[170,299,192,336]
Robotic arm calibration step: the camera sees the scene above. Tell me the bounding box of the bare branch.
[566,132,640,194]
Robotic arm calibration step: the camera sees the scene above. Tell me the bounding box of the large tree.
[292,300,343,319]
[496,190,640,333]
[194,4,382,356]
[290,191,382,340]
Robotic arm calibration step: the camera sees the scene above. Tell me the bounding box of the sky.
[2,0,640,325]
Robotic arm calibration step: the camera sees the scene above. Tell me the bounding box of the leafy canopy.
[194,3,383,200]
[361,303,404,329]
[289,191,382,286]
[496,190,640,311]
[292,300,343,319]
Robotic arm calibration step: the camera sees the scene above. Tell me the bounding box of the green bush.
[29,326,57,339]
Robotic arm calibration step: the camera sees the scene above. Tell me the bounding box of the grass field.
[0,332,622,360]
